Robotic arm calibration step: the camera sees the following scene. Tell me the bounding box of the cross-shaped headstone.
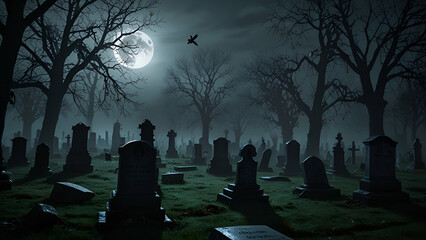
[66,134,71,144]
[348,141,359,165]
[336,133,343,145]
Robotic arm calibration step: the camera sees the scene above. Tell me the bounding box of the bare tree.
[271,0,357,156]
[224,108,249,149]
[11,89,45,151]
[14,0,160,148]
[0,0,57,160]
[244,55,301,145]
[332,0,426,136]
[165,49,234,152]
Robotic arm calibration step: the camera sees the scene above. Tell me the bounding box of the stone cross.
[165,130,178,158]
[348,141,360,165]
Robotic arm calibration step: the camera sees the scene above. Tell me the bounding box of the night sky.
[3,0,395,150]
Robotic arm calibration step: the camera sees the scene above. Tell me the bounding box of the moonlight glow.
[113,31,154,69]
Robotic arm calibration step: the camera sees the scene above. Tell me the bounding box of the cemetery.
[1,0,426,239]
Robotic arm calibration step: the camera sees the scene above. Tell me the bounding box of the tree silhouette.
[166,49,234,153]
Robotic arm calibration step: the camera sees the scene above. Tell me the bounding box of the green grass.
[1,155,426,239]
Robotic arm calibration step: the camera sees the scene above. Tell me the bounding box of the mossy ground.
[1,155,425,240]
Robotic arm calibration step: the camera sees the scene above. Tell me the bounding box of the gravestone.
[105,153,112,161]
[7,137,29,167]
[293,156,340,200]
[353,136,409,206]
[258,148,273,172]
[411,138,425,169]
[207,138,233,176]
[61,134,71,153]
[209,225,293,240]
[327,133,349,176]
[63,122,93,174]
[348,141,360,165]
[186,140,194,157]
[88,132,97,152]
[28,143,52,177]
[99,141,171,226]
[280,140,302,176]
[191,143,206,165]
[217,144,269,207]
[110,121,121,155]
[50,182,95,203]
[165,130,179,158]
[276,155,285,167]
[161,172,184,184]
[139,119,165,168]
[0,170,12,190]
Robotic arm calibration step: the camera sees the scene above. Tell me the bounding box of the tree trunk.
[365,97,386,136]
[234,128,241,149]
[200,116,211,144]
[38,88,65,150]
[305,113,323,157]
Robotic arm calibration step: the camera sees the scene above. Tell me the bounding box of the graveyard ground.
[0,156,425,240]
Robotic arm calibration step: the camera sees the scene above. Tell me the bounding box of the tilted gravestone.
[29,143,52,177]
[207,138,233,176]
[165,130,179,158]
[63,122,93,174]
[217,144,269,207]
[50,182,95,203]
[411,138,425,170]
[209,225,293,240]
[258,148,273,172]
[293,156,340,200]
[280,140,302,176]
[327,133,349,176]
[110,121,121,155]
[191,143,205,165]
[353,136,409,206]
[7,137,29,167]
[99,141,171,226]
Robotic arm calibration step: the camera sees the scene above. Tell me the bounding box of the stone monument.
[165,130,179,158]
[63,122,93,174]
[280,140,302,176]
[206,138,233,176]
[191,143,205,165]
[327,133,349,176]
[29,143,52,177]
[7,137,29,167]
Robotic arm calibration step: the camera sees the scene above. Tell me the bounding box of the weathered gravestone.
[88,132,97,152]
[63,122,93,174]
[105,152,112,161]
[7,137,29,167]
[348,141,360,165]
[207,138,233,176]
[50,182,95,203]
[276,155,285,167]
[22,203,61,230]
[217,144,269,207]
[327,133,349,176]
[28,143,52,177]
[61,134,71,153]
[161,172,184,184]
[165,130,179,158]
[99,141,171,226]
[209,225,294,240]
[280,140,302,176]
[410,138,425,170]
[293,156,340,200]
[139,119,166,168]
[353,136,409,206]
[0,170,12,190]
[258,148,273,172]
[110,121,121,155]
[191,143,206,165]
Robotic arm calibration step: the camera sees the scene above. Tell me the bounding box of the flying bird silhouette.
[187,34,198,46]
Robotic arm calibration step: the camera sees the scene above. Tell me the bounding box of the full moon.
[113,31,154,69]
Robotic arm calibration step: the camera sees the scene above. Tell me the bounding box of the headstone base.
[217,183,269,208]
[174,166,197,171]
[165,151,179,159]
[293,185,340,200]
[352,189,409,206]
[63,164,93,174]
[99,190,172,227]
[28,167,52,177]
[162,172,184,184]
